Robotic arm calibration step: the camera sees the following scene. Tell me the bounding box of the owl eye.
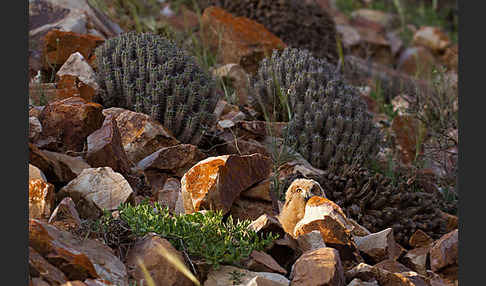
[296,188,302,193]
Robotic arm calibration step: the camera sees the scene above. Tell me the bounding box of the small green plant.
[117,201,279,269]
[369,79,398,121]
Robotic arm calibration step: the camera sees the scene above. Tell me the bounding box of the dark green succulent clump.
[249,48,342,122]
[200,0,339,65]
[94,32,220,145]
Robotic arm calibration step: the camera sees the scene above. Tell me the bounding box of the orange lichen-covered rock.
[201,6,286,74]
[29,179,55,219]
[43,30,104,70]
[180,153,272,214]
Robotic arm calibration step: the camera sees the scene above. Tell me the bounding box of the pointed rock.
[59,167,133,219]
[181,154,271,214]
[429,229,458,273]
[48,197,82,227]
[290,247,346,286]
[125,234,193,286]
[354,228,404,264]
[29,219,129,285]
[29,246,68,286]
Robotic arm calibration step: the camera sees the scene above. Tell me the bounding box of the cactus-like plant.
[249,48,342,122]
[94,32,220,145]
[200,0,339,65]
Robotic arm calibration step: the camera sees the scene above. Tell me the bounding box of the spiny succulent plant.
[200,0,339,64]
[249,48,342,122]
[94,32,220,145]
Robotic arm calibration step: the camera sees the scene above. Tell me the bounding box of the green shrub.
[117,201,279,268]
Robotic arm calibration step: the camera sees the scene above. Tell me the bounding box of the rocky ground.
[28,0,458,285]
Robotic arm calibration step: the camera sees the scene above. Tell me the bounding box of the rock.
[29,143,61,184]
[37,96,104,153]
[42,30,104,71]
[441,44,458,71]
[212,63,250,105]
[136,144,205,177]
[237,121,288,139]
[125,234,193,286]
[295,230,327,253]
[354,228,403,264]
[29,82,67,105]
[42,149,92,182]
[347,278,379,286]
[201,7,286,74]
[29,179,55,219]
[102,108,180,164]
[230,196,275,221]
[86,115,132,176]
[438,210,458,233]
[429,229,458,273]
[244,250,287,275]
[409,229,434,248]
[351,9,398,29]
[48,197,82,228]
[248,214,284,237]
[397,46,437,78]
[56,52,99,102]
[60,282,86,286]
[29,219,128,285]
[398,272,429,286]
[401,247,429,275]
[348,218,371,237]
[386,30,404,57]
[29,164,47,182]
[346,263,422,286]
[352,26,393,66]
[29,246,68,285]
[290,247,346,286]
[336,25,361,49]
[83,279,116,286]
[156,177,181,212]
[293,197,354,248]
[160,4,199,33]
[59,167,133,219]
[30,116,43,142]
[203,265,290,286]
[242,178,272,202]
[374,259,412,273]
[412,26,451,53]
[181,153,272,214]
[391,115,426,165]
[31,278,51,286]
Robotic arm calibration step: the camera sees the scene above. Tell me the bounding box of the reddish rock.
[56,52,100,102]
[60,282,87,286]
[351,9,397,30]
[290,248,346,286]
[295,230,327,253]
[42,149,92,183]
[125,234,193,286]
[438,210,458,233]
[181,154,272,214]
[160,4,199,33]
[374,259,412,273]
[391,115,426,165]
[346,263,424,286]
[29,82,61,106]
[352,26,393,66]
[136,144,205,177]
[212,63,251,105]
[83,279,116,286]
[29,179,55,220]
[29,219,129,285]
[29,143,60,183]
[397,46,437,78]
[412,26,451,53]
[201,7,286,74]
[354,228,404,264]
[37,96,104,153]
[401,246,429,275]
[86,115,132,176]
[245,250,287,275]
[29,246,68,286]
[409,229,434,248]
[103,108,180,164]
[42,30,104,70]
[31,278,50,286]
[430,229,458,273]
[230,196,275,222]
[242,178,272,202]
[248,214,284,235]
[441,44,458,71]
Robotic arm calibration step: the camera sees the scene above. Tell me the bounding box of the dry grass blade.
[137,257,157,286]
[155,243,201,286]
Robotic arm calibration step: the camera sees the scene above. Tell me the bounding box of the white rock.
[203,265,290,286]
[57,52,99,90]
